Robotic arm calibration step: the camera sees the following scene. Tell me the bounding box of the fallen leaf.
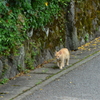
[88,49,91,51]
[0,96,3,98]
[92,44,96,46]
[40,88,43,90]
[57,79,60,81]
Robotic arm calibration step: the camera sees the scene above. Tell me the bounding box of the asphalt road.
[22,54,100,100]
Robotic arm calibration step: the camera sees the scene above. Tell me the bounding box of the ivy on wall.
[0,0,70,56]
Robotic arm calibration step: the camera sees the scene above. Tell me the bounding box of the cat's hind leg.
[60,60,64,69]
[66,58,69,66]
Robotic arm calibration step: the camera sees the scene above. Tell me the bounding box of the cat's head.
[55,51,62,60]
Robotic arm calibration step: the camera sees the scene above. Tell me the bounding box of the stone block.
[0,60,3,78]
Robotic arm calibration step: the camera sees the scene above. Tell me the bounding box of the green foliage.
[1,65,9,77]
[23,69,30,74]
[17,65,23,72]
[0,1,26,55]
[0,0,70,56]
[25,42,39,70]
[84,34,89,42]
[25,57,35,70]
[0,78,9,84]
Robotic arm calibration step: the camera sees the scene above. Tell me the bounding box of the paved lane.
[22,55,100,100]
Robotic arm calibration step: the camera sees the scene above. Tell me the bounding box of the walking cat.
[55,48,70,69]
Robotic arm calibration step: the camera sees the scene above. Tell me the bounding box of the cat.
[55,48,70,69]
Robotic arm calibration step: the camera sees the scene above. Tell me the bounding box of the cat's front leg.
[60,60,64,69]
[59,64,63,69]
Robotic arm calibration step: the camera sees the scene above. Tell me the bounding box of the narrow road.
[22,55,100,100]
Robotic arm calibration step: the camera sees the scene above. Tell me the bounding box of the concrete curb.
[14,50,100,100]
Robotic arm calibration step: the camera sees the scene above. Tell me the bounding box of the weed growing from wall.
[0,78,9,84]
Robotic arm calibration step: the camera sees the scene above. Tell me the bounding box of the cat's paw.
[60,67,63,69]
[66,63,69,66]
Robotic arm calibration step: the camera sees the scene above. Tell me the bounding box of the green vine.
[0,0,70,56]
[0,78,9,84]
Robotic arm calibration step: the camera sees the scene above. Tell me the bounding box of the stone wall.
[0,0,100,79]
[66,0,100,50]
